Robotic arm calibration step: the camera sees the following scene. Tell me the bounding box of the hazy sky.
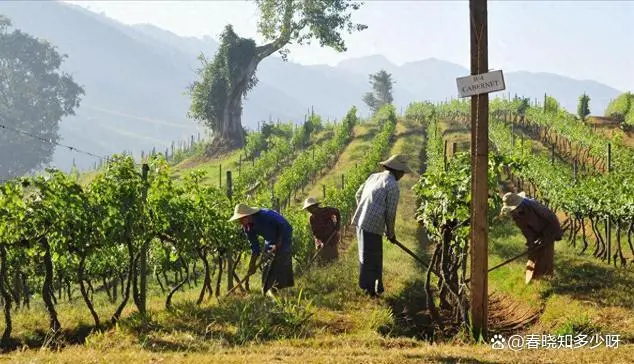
[64,0,633,91]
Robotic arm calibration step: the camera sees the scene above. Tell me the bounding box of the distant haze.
[63,0,633,92]
[0,1,628,175]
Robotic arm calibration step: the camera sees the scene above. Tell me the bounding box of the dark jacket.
[309,206,341,242]
[511,199,563,245]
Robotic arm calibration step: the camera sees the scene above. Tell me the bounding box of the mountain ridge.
[0,1,623,174]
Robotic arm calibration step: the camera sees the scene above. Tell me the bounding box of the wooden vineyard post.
[226,171,234,291]
[551,144,555,165]
[139,163,150,319]
[322,184,326,199]
[341,174,345,189]
[453,142,458,157]
[238,155,242,176]
[606,143,612,264]
[219,164,222,188]
[573,159,578,182]
[469,0,489,340]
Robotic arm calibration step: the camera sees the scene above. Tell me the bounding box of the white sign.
[456,70,505,98]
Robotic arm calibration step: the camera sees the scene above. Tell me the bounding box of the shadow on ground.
[544,256,634,309]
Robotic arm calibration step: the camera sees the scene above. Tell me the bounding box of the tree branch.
[255,0,295,61]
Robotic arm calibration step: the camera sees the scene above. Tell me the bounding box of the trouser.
[357,227,384,295]
[526,239,554,282]
[262,250,294,294]
[317,231,340,265]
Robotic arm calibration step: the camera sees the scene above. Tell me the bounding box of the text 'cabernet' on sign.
[456,70,505,98]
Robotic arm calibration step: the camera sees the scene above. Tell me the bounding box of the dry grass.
[7,338,634,363]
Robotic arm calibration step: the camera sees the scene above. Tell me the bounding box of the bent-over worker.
[302,197,341,265]
[501,192,563,283]
[229,204,294,295]
[351,154,411,297]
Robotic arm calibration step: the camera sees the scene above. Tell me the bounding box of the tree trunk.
[87,278,95,301]
[166,257,189,309]
[0,245,13,347]
[102,276,113,303]
[111,275,118,302]
[41,237,61,332]
[215,256,224,298]
[165,275,188,310]
[155,270,166,294]
[218,54,265,147]
[21,273,30,309]
[79,256,100,328]
[197,249,213,305]
[11,271,21,310]
[66,279,72,302]
[112,251,139,323]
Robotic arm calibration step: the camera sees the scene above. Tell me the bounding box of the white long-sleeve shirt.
[351,171,400,237]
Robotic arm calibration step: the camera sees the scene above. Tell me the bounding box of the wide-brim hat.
[379,154,412,173]
[302,197,320,210]
[228,203,260,221]
[501,191,526,215]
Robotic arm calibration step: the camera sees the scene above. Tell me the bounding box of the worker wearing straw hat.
[501,191,563,283]
[351,154,412,297]
[229,203,294,295]
[303,197,341,265]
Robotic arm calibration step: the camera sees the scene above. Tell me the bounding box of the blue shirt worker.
[229,204,294,294]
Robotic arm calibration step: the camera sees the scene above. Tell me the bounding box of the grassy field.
[4,117,634,362]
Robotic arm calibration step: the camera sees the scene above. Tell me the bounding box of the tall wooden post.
[226,171,234,291]
[219,164,222,188]
[469,0,489,340]
[606,143,612,264]
[139,163,150,318]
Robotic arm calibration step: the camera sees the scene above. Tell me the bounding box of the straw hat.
[379,154,412,173]
[228,203,260,221]
[501,191,526,215]
[302,197,320,210]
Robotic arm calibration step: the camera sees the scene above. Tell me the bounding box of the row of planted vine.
[407,101,505,338]
[490,98,634,175]
[232,113,331,197]
[435,99,634,268]
[246,105,398,268]
[0,110,331,344]
[0,105,402,347]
